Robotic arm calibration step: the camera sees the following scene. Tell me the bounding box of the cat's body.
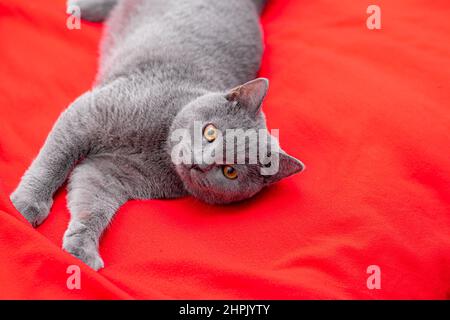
[11,0,304,270]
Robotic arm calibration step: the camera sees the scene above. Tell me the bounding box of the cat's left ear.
[263,151,305,185]
[226,78,269,115]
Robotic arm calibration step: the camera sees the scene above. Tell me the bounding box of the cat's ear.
[263,151,305,184]
[225,78,269,114]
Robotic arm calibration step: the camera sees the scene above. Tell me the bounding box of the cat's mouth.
[179,164,211,191]
[188,167,207,187]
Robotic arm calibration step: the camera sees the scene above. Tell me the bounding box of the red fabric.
[0,0,449,299]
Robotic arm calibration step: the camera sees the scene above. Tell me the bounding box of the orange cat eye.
[222,165,238,180]
[203,124,218,142]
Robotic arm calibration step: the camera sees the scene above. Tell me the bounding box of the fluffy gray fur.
[10,0,304,270]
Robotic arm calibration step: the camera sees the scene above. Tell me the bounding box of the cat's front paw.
[10,189,52,228]
[63,231,104,271]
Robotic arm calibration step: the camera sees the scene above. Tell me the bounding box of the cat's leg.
[63,157,128,270]
[10,92,96,227]
[67,0,118,22]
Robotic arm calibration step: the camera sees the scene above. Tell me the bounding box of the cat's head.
[169,78,305,204]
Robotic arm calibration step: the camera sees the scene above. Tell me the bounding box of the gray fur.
[10,0,304,270]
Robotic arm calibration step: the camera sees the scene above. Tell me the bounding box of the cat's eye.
[222,165,238,180]
[203,124,218,142]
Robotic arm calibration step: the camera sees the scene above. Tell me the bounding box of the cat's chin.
[188,188,261,205]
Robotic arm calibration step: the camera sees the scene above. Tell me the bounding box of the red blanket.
[0,0,449,299]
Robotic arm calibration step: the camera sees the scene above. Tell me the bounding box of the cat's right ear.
[225,78,269,115]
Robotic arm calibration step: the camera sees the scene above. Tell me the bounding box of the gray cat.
[10,0,304,270]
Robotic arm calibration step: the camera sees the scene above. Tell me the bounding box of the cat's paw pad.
[63,233,104,271]
[10,190,52,228]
